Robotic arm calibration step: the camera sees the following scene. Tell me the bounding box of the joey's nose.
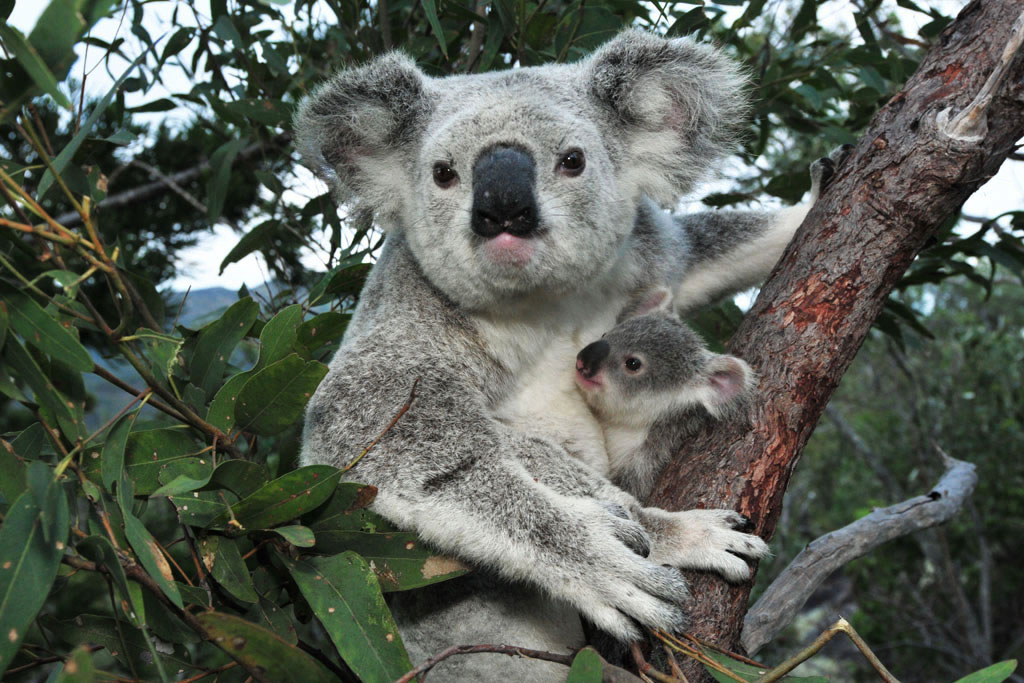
[471,146,539,238]
[577,340,610,378]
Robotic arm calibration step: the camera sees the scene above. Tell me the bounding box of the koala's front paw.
[809,143,855,202]
[562,501,691,642]
[640,508,770,583]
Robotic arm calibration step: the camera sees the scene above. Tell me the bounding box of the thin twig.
[630,642,678,683]
[343,377,420,472]
[3,645,104,676]
[392,644,574,683]
[758,618,899,683]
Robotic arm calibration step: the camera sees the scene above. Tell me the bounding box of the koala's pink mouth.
[482,233,536,267]
[574,367,603,390]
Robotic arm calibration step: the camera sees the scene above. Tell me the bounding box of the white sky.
[8,0,1023,291]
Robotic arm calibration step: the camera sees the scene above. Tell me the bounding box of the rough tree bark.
[646,1,1024,678]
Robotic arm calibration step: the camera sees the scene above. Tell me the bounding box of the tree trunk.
[646,1,1024,678]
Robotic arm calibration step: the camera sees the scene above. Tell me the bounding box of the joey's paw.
[641,508,770,583]
[598,501,651,558]
[809,143,854,202]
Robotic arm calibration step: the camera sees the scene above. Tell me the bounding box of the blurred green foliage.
[0,0,1021,680]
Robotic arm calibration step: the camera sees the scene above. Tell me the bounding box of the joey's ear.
[585,29,748,204]
[702,355,754,416]
[617,286,675,323]
[294,53,432,223]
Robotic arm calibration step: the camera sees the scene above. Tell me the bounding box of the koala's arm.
[303,346,689,641]
[672,148,851,312]
[671,205,808,312]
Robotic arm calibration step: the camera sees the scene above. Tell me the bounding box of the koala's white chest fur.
[483,291,625,476]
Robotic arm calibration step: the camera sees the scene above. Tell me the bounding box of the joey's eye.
[624,357,643,373]
[557,150,585,176]
[433,163,458,188]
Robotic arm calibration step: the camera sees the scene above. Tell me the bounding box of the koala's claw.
[733,513,755,533]
[600,502,651,558]
[809,143,854,202]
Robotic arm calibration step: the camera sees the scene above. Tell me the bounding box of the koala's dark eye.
[433,163,458,188]
[557,150,585,176]
[624,357,643,373]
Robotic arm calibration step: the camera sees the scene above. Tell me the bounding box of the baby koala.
[495,288,767,586]
[495,287,753,500]
[574,289,753,499]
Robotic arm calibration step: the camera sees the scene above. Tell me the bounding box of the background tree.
[0,0,1021,681]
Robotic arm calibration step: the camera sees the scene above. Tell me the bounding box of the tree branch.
[741,454,977,654]
[54,134,291,228]
[647,1,1024,676]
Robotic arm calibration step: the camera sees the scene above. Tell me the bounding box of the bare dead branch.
[53,134,291,227]
[741,455,977,654]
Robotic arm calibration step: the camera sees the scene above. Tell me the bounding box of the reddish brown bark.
[647,1,1024,678]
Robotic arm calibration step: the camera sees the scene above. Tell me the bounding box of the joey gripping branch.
[647,1,1024,677]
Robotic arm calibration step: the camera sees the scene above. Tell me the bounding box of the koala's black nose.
[577,340,610,378]
[471,146,539,239]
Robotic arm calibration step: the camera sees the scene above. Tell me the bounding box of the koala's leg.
[390,573,584,683]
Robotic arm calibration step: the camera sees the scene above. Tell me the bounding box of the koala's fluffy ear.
[294,53,431,225]
[617,286,675,323]
[700,355,754,418]
[585,29,748,204]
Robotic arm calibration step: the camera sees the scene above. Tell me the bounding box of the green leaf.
[566,647,603,683]
[36,49,147,197]
[77,535,145,626]
[2,338,85,441]
[0,440,27,504]
[284,552,412,682]
[135,328,184,382]
[235,354,327,436]
[169,490,228,528]
[207,138,246,222]
[92,427,202,495]
[0,486,69,679]
[54,644,97,682]
[4,291,93,372]
[223,98,292,126]
[190,297,259,399]
[208,459,270,498]
[197,611,336,683]
[219,219,278,274]
[420,0,448,59]
[42,615,192,678]
[255,304,303,371]
[209,465,340,531]
[271,525,315,547]
[100,406,141,492]
[200,536,258,603]
[954,661,1018,683]
[207,371,250,433]
[151,457,215,496]
[0,24,71,109]
[296,312,350,354]
[246,596,297,644]
[118,475,183,610]
[311,530,467,592]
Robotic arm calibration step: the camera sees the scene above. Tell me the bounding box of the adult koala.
[297,29,806,679]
